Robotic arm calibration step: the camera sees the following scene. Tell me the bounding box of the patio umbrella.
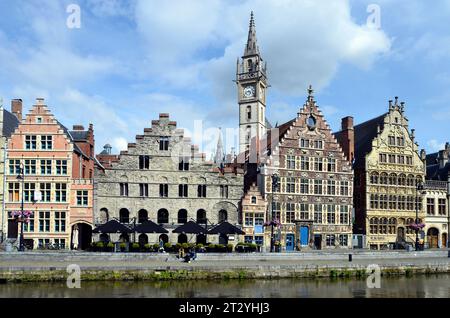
[173,221,208,234]
[207,221,245,235]
[92,219,133,233]
[133,220,168,233]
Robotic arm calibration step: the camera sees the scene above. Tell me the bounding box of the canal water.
[1,275,449,298]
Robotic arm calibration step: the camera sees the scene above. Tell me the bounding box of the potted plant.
[119,242,127,252]
[131,243,140,252]
[196,243,205,253]
[152,244,159,252]
[163,242,172,252]
[96,241,104,252]
[107,242,114,252]
[226,244,233,253]
[216,244,225,252]
[144,243,151,252]
[235,242,245,253]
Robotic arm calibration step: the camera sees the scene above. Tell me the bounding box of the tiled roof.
[2,109,19,137]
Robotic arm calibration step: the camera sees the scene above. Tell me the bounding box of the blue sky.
[0,0,449,157]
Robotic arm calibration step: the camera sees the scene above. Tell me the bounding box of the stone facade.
[423,180,448,248]
[4,98,95,250]
[257,88,354,251]
[94,113,244,246]
[241,184,267,247]
[349,97,426,250]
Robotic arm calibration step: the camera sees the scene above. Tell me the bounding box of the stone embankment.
[0,250,449,282]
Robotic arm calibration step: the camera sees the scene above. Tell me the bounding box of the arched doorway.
[427,228,439,248]
[138,209,148,224]
[178,233,188,244]
[159,234,169,244]
[119,233,130,242]
[138,234,148,246]
[442,233,448,248]
[157,209,169,224]
[397,227,405,241]
[99,233,109,243]
[196,234,207,245]
[219,234,228,245]
[71,223,92,250]
[119,208,129,223]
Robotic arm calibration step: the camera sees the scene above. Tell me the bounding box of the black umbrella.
[173,221,207,234]
[93,219,133,233]
[207,221,245,235]
[133,220,168,234]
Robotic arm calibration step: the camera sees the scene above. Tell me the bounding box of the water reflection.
[0,275,449,298]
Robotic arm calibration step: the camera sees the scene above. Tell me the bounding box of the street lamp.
[16,163,25,251]
[269,173,279,253]
[415,181,424,251]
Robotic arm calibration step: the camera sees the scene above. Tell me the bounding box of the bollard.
[348,254,352,262]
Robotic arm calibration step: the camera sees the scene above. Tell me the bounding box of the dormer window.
[251,196,257,204]
[36,117,42,123]
[306,115,316,130]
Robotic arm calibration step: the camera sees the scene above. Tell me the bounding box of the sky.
[0,0,449,157]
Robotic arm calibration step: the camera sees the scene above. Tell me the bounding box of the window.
[218,210,228,223]
[178,184,188,197]
[119,209,129,223]
[158,209,169,224]
[197,210,207,224]
[41,135,52,150]
[197,185,207,198]
[54,239,66,249]
[56,160,67,175]
[159,184,168,197]
[272,201,281,221]
[314,140,323,149]
[327,205,336,224]
[327,158,336,172]
[314,158,323,171]
[138,210,148,223]
[24,213,35,232]
[398,155,405,165]
[77,190,88,206]
[245,214,253,226]
[251,196,257,204]
[438,199,446,215]
[300,139,310,148]
[314,180,323,195]
[339,235,348,247]
[38,239,50,249]
[178,158,189,171]
[54,212,66,232]
[300,179,309,194]
[388,136,396,146]
[255,236,264,246]
[178,209,187,224]
[8,183,20,202]
[397,136,405,146]
[326,234,335,247]
[55,183,67,202]
[286,203,295,223]
[40,183,51,202]
[300,203,309,220]
[427,198,435,215]
[327,180,336,195]
[139,155,150,169]
[24,159,36,175]
[339,206,349,224]
[406,156,413,165]
[40,160,52,175]
[24,183,35,202]
[388,154,396,164]
[379,154,387,163]
[255,213,264,226]
[247,106,251,120]
[9,160,21,175]
[300,156,309,170]
[220,185,229,198]
[286,155,295,169]
[244,236,253,244]
[25,135,37,150]
[39,212,50,232]
[314,204,322,223]
[159,136,169,151]
[286,177,295,193]
[119,183,129,197]
[340,181,349,196]
[139,184,149,197]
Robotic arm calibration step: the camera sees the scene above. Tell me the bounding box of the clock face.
[243,86,255,98]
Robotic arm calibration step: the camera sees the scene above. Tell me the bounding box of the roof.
[2,109,20,137]
[57,120,88,159]
[70,130,89,141]
[352,113,387,167]
[426,163,450,181]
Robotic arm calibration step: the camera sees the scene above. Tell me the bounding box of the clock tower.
[236,12,268,154]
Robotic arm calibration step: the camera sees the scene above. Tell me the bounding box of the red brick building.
[5,98,95,250]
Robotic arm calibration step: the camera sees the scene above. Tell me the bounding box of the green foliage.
[163,242,172,251]
[132,243,140,250]
[96,242,104,248]
[107,242,114,248]
[181,243,189,250]
[226,244,233,252]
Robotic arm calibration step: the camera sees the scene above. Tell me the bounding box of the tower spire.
[244,11,260,56]
[214,127,225,167]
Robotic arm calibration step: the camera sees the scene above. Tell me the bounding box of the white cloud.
[427,139,445,152]
[112,137,129,152]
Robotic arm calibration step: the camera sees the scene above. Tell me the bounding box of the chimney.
[438,144,450,169]
[339,116,354,163]
[72,125,85,131]
[11,99,23,121]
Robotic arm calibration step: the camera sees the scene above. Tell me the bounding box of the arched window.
[370,172,379,184]
[389,173,397,185]
[159,234,169,244]
[380,173,388,185]
[197,209,207,224]
[138,234,148,245]
[247,59,253,71]
[138,209,148,224]
[119,208,129,223]
[99,208,109,224]
[370,218,378,234]
[388,218,397,234]
[407,175,414,187]
[398,174,406,186]
[251,196,257,204]
[218,210,228,223]
[157,209,169,224]
[178,209,188,224]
